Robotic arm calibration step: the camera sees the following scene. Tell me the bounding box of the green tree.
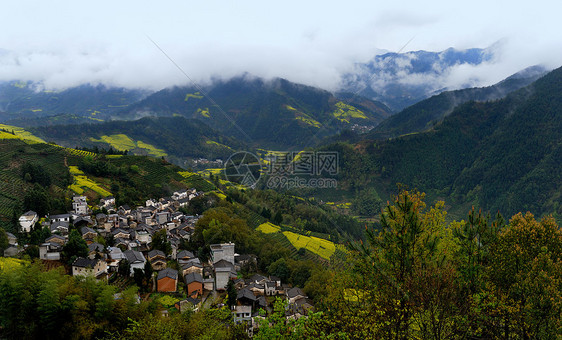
[151,229,172,256]
[273,211,283,224]
[483,212,562,339]
[119,259,131,277]
[0,227,8,255]
[23,184,51,217]
[268,257,290,282]
[350,189,461,339]
[62,229,89,265]
[226,279,237,309]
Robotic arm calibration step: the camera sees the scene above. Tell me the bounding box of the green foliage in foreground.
[0,262,247,340]
[312,190,562,339]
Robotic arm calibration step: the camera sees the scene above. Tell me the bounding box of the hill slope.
[327,65,562,219]
[121,76,391,149]
[0,135,216,224]
[31,116,246,165]
[0,82,149,126]
[367,65,547,139]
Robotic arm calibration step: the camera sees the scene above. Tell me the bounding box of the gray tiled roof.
[123,250,145,264]
[184,272,203,284]
[157,268,178,281]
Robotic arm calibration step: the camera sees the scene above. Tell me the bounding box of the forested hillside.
[121,76,390,148]
[31,116,246,164]
[368,65,547,139]
[325,66,562,220]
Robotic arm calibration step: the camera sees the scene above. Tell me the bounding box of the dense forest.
[320,65,562,220]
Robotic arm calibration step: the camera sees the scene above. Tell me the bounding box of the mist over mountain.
[339,46,498,111]
[367,64,548,139]
[326,65,562,219]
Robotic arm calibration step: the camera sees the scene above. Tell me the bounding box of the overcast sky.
[0,0,561,91]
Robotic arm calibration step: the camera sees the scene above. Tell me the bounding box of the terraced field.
[254,219,339,260]
[282,231,336,260]
[90,134,167,157]
[0,140,70,220]
[68,166,112,197]
[178,171,216,192]
[256,222,280,234]
[0,124,45,143]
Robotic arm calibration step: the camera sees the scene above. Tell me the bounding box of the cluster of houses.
[7,189,201,266]
[174,242,315,323]
[6,189,314,325]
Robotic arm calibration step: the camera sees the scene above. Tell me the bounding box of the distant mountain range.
[326,65,562,219]
[0,82,149,125]
[0,76,391,150]
[119,76,391,149]
[339,47,496,111]
[367,65,548,139]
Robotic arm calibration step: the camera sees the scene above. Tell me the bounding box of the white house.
[72,196,88,215]
[214,259,235,290]
[232,305,252,324]
[72,257,108,279]
[19,211,38,233]
[39,242,62,260]
[123,249,146,276]
[210,242,235,265]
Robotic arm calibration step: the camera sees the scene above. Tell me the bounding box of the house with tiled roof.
[157,268,178,292]
[72,257,107,279]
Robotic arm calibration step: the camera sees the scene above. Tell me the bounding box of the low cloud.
[0,1,561,94]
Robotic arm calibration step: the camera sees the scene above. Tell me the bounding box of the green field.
[0,258,28,271]
[255,220,337,260]
[205,140,233,151]
[184,92,203,101]
[68,165,112,196]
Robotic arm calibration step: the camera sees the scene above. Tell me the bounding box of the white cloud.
[0,0,560,92]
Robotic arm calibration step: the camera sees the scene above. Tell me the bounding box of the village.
[3,189,314,331]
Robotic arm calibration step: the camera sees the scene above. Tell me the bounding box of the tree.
[23,184,51,217]
[143,261,153,291]
[272,211,283,225]
[62,229,89,265]
[226,279,237,309]
[133,268,145,292]
[350,189,460,339]
[151,229,172,256]
[268,258,290,282]
[0,227,8,255]
[483,212,562,339]
[118,259,131,277]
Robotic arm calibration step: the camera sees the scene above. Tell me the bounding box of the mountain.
[323,65,562,219]
[0,134,216,222]
[0,81,149,126]
[340,47,495,111]
[30,116,246,166]
[367,65,548,139]
[120,76,391,149]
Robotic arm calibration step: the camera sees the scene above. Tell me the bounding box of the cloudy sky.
[0,0,561,91]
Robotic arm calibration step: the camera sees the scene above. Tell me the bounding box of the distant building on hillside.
[19,211,38,233]
[73,195,88,215]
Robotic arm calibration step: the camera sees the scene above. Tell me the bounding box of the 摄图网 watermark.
[223,151,338,188]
